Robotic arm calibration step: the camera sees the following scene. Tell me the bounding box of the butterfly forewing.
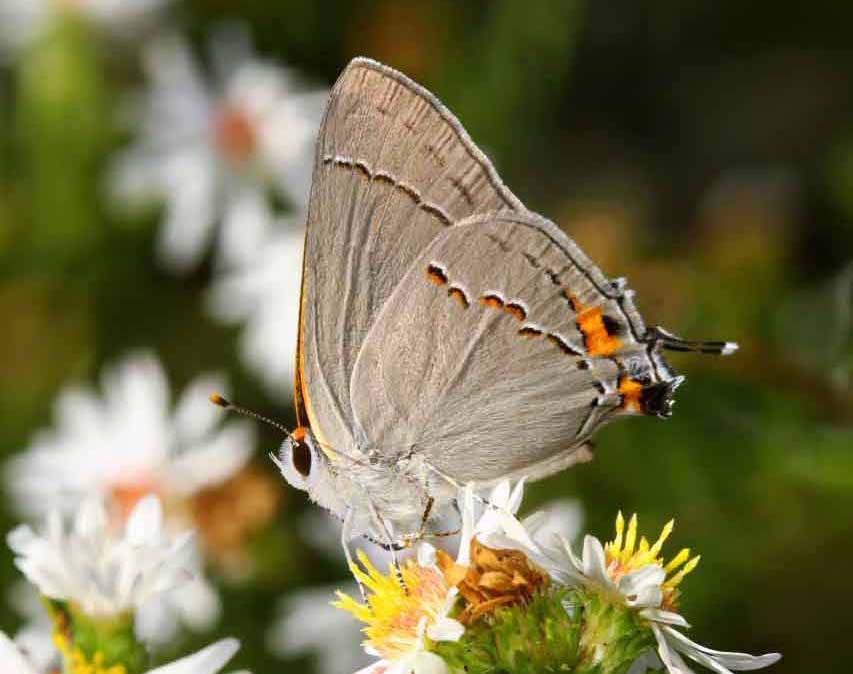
[298,58,524,455]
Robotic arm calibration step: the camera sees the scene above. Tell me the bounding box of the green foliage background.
[1,1,851,673]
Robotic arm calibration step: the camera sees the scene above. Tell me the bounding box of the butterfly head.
[277,426,351,517]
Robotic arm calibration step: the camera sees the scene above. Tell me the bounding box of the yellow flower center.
[333,550,452,660]
[604,512,700,610]
[53,631,127,674]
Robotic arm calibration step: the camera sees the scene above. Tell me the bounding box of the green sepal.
[44,598,149,674]
[433,586,657,674]
[575,589,657,674]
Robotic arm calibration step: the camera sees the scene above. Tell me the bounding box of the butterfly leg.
[341,507,367,601]
[367,499,408,593]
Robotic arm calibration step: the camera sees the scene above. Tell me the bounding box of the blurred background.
[1,1,851,673]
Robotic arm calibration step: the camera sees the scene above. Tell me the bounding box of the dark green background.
[1,1,851,673]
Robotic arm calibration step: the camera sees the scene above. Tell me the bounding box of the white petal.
[218,184,275,269]
[639,608,690,628]
[172,373,228,445]
[146,638,239,674]
[427,617,464,643]
[6,526,36,554]
[489,481,511,509]
[126,495,164,546]
[456,484,476,566]
[411,651,449,674]
[74,497,108,539]
[506,478,526,514]
[417,542,437,568]
[581,535,612,587]
[165,422,254,497]
[653,624,697,674]
[662,626,782,672]
[0,630,38,674]
[618,566,665,608]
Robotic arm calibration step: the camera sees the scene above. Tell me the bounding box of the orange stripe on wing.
[567,293,623,357]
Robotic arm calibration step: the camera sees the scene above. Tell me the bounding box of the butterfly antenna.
[648,326,738,356]
[209,393,292,438]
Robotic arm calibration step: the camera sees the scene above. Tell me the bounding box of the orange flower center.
[214,107,257,164]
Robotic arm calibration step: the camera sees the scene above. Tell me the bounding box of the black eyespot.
[292,439,312,477]
[601,314,622,336]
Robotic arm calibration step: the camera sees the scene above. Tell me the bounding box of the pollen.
[333,550,453,660]
[604,511,699,611]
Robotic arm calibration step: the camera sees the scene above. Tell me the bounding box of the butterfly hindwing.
[349,211,676,484]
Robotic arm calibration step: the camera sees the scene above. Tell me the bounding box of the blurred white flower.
[5,350,253,522]
[0,0,171,58]
[8,495,194,617]
[267,583,373,674]
[207,218,304,399]
[0,630,242,674]
[4,351,250,642]
[111,26,326,272]
[6,582,59,673]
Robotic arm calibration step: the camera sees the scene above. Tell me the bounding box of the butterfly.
[220,58,735,566]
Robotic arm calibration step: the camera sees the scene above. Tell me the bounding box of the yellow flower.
[333,549,462,661]
[604,512,700,610]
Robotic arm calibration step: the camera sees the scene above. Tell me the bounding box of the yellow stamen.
[613,511,625,552]
[624,514,638,556]
[664,555,701,589]
[603,512,700,612]
[333,549,455,661]
[663,548,691,574]
[649,520,674,558]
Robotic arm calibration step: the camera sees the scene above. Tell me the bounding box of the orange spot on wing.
[504,302,527,321]
[449,287,470,308]
[568,293,623,357]
[618,376,643,413]
[480,295,505,309]
[427,267,448,286]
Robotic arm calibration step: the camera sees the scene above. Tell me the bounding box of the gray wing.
[298,58,524,455]
[349,211,675,485]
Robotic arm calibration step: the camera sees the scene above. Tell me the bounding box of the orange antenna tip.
[210,392,230,408]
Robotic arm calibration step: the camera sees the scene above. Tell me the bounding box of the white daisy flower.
[4,350,253,523]
[8,495,194,617]
[549,512,782,674]
[0,0,171,59]
[206,218,304,400]
[111,26,326,273]
[0,630,242,674]
[4,351,252,641]
[333,544,464,674]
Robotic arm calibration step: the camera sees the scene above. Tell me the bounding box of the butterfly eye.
[292,439,312,477]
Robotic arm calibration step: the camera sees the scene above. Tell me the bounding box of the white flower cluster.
[9,495,192,617]
[0,630,242,674]
[4,496,244,674]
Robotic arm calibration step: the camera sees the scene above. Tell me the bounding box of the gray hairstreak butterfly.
[214,58,735,567]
